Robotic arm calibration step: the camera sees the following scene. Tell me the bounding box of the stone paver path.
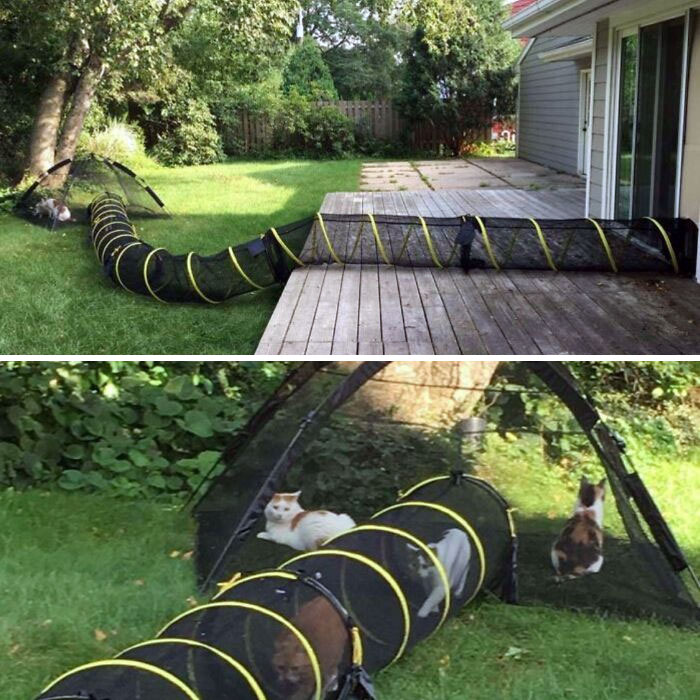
[359,157,584,192]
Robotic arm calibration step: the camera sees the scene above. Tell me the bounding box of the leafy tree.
[397,0,519,155]
[282,37,339,100]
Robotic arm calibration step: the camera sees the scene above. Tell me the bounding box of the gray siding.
[518,37,590,175]
[588,20,609,217]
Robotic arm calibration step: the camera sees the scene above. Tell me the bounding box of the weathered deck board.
[255,188,700,355]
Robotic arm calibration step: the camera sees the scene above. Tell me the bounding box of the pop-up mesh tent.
[15,155,167,230]
[36,361,700,700]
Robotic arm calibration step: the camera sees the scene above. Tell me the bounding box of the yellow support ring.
[418,216,444,268]
[316,212,343,264]
[99,233,137,265]
[368,213,392,264]
[587,217,618,273]
[41,659,199,700]
[114,242,143,293]
[158,601,322,700]
[270,227,305,266]
[474,216,500,270]
[644,217,680,274]
[214,570,296,599]
[529,218,558,271]
[281,548,410,666]
[186,252,221,304]
[227,247,265,290]
[143,248,168,303]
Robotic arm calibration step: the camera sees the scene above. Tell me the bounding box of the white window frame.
[604,5,695,219]
[578,69,592,176]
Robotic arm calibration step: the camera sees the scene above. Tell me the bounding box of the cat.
[551,476,606,581]
[272,595,347,700]
[257,491,356,551]
[33,197,73,222]
[407,528,472,618]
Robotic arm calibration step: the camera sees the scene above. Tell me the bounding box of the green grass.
[0,159,361,354]
[4,457,699,700]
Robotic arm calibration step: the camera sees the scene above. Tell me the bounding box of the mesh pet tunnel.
[36,474,515,700]
[87,192,698,305]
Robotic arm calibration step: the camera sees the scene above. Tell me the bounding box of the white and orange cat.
[551,476,606,581]
[257,491,356,551]
[272,595,347,700]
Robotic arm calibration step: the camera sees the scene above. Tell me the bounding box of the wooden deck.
[255,189,700,355]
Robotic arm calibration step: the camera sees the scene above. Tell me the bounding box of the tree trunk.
[344,361,500,427]
[49,55,104,188]
[27,74,70,177]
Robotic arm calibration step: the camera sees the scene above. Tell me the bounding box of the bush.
[77,119,146,164]
[282,38,339,100]
[151,97,224,166]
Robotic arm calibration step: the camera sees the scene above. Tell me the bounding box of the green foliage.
[0,362,287,498]
[282,38,339,100]
[151,96,224,167]
[467,140,517,158]
[77,119,147,165]
[397,0,520,155]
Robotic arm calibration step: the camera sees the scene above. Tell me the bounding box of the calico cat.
[33,198,73,222]
[407,528,471,617]
[257,491,356,551]
[551,476,606,581]
[272,595,347,700]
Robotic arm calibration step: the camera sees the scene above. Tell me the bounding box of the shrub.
[282,38,339,100]
[77,119,146,164]
[151,97,224,166]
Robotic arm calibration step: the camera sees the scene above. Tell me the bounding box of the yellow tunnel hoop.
[157,601,322,700]
[228,247,265,290]
[325,524,451,631]
[281,548,411,666]
[644,217,680,274]
[372,501,487,603]
[143,248,168,303]
[186,252,221,304]
[213,569,365,667]
[529,218,558,271]
[99,234,138,265]
[316,212,343,265]
[119,638,267,700]
[92,208,130,227]
[41,659,199,700]
[367,213,392,265]
[417,216,444,268]
[114,241,143,292]
[92,221,136,251]
[474,216,501,270]
[586,217,618,273]
[269,227,305,266]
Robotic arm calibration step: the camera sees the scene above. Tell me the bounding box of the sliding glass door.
[614,15,688,219]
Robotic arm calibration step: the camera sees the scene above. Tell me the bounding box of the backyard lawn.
[0,159,361,355]
[5,447,699,700]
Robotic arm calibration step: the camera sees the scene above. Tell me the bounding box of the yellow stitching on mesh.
[270,227,305,266]
[587,218,618,273]
[186,252,220,304]
[506,508,517,539]
[99,234,136,264]
[557,229,576,267]
[214,570,296,599]
[348,220,364,261]
[475,215,500,270]
[114,242,143,292]
[503,229,520,266]
[41,660,199,700]
[280,549,410,665]
[644,217,680,274]
[159,602,322,700]
[317,212,343,264]
[228,247,264,290]
[351,626,363,666]
[373,501,487,602]
[529,218,557,271]
[418,216,444,268]
[396,224,414,263]
[368,213,391,264]
[143,248,168,303]
[325,524,451,631]
[120,639,267,700]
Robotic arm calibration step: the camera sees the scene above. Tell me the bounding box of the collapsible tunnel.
[36,473,514,700]
[87,191,698,304]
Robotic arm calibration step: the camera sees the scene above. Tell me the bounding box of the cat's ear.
[290,490,301,499]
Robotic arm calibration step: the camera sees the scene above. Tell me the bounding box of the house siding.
[517,37,590,175]
[588,19,609,218]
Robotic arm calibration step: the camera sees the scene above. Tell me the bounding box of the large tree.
[4,0,297,178]
[397,0,520,155]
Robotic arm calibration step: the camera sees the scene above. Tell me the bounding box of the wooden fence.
[235,98,490,154]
